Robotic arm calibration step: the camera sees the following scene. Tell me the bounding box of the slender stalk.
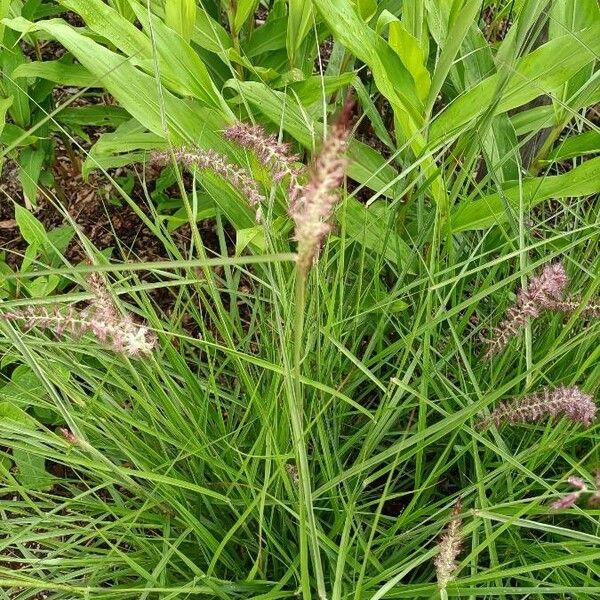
[290,268,327,600]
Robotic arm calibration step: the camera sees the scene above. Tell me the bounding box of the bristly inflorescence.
[484,262,568,359]
[434,500,463,593]
[289,101,353,274]
[223,122,304,204]
[542,296,600,319]
[484,261,600,359]
[479,385,596,429]
[550,476,588,510]
[0,273,156,357]
[151,148,264,218]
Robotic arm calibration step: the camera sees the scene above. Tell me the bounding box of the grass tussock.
[0,0,599,598]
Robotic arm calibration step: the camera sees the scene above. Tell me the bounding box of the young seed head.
[550,476,588,510]
[151,147,265,218]
[224,122,302,185]
[0,273,156,358]
[484,262,569,359]
[434,500,463,592]
[480,386,596,429]
[290,100,353,273]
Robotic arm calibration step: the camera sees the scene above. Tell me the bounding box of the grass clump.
[1,0,599,598]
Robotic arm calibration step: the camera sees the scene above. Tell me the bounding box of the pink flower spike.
[550,492,581,510]
[0,273,156,358]
[480,386,596,429]
[434,500,463,592]
[484,261,569,359]
[290,99,353,273]
[151,147,265,218]
[567,476,587,491]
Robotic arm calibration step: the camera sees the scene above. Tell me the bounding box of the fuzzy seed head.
[0,274,156,357]
[434,500,463,591]
[550,475,590,510]
[550,492,581,510]
[151,147,264,217]
[224,122,303,198]
[484,262,569,359]
[290,121,349,273]
[480,386,596,429]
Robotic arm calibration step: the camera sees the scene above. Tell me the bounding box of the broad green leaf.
[426,2,486,115]
[376,10,430,104]
[61,0,228,112]
[26,274,61,297]
[0,123,38,147]
[452,157,600,231]
[12,447,54,490]
[0,0,11,42]
[430,24,600,143]
[17,145,46,207]
[14,203,47,245]
[83,122,164,177]
[482,115,520,182]
[343,198,412,266]
[286,73,356,106]
[549,0,599,41]
[165,0,196,42]
[0,95,12,137]
[230,80,400,196]
[12,60,98,87]
[357,0,376,21]
[130,2,231,114]
[234,0,259,34]
[548,0,600,120]
[108,0,135,20]
[287,0,314,67]
[191,5,232,54]
[402,0,428,52]
[246,17,287,57]
[312,0,446,209]
[1,29,30,127]
[3,17,226,147]
[59,0,152,58]
[511,105,554,136]
[546,131,600,161]
[312,0,422,137]
[55,105,130,127]
[0,401,37,427]
[387,19,430,104]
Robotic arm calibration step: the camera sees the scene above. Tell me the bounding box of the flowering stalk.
[0,273,156,357]
[480,386,596,429]
[286,99,353,600]
[151,147,264,219]
[434,500,463,598]
[289,111,350,274]
[224,122,304,204]
[485,263,568,359]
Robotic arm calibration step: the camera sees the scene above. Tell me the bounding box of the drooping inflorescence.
[550,476,588,510]
[484,261,600,359]
[151,147,264,219]
[479,386,596,429]
[0,273,156,357]
[484,263,568,359]
[224,122,304,204]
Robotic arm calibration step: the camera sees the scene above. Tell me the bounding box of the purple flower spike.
[480,386,596,429]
